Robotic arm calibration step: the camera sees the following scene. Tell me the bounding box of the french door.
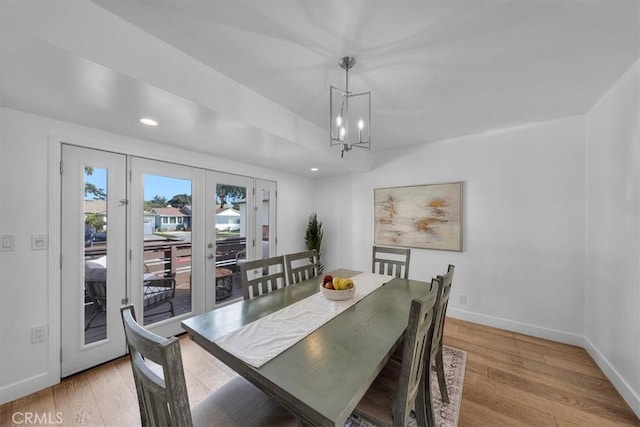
[205,172,253,309]
[130,158,206,337]
[60,147,277,374]
[61,145,127,376]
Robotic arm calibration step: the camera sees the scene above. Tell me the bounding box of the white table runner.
[214,272,393,367]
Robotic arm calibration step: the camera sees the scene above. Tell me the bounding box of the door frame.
[44,137,65,390]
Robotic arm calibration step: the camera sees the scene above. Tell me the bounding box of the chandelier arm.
[350,142,370,149]
[344,67,349,142]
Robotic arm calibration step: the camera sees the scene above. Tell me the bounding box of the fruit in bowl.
[320,275,355,300]
[322,274,334,289]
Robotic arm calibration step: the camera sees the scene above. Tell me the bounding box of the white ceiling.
[1,0,638,177]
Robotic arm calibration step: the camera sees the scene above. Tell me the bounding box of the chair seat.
[353,359,403,426]
[192,376,299,427]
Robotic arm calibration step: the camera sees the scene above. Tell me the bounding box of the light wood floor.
[1,318,638,426]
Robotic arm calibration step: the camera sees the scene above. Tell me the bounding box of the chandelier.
[330,56,371,158]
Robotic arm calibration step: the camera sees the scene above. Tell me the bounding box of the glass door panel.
[206,172,254,307]
[83,166,109,344]
[256,179,277,260]
[141,174,193,325]
[131,158,205,337]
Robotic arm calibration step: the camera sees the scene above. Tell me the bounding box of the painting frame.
[374,182,463,252]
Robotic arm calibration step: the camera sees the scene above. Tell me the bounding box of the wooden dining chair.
[352,292,437,426]
[428,264,455,408]
[372,246,411,279]
[284,249,320,285]
[240,255,286,299]
[120,305,299,427]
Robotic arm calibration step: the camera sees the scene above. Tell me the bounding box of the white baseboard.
[583,336,640,418]
[0,373,53,406]
[447,308,584,346]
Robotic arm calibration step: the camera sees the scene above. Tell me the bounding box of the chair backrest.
[240,255,286,300]
[120,305,192,426]
[143,272,176,304]
[393,292,437,425]
[372,246,411,279]
[431,264,455,354]
[284,250,319,285]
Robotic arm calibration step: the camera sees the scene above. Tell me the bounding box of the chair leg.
[422,363,436,427]
[85,306,103,331]
[435,347,450,404]
[85,311,99,331]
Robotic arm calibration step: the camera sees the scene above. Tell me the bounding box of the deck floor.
[84,272,244,343]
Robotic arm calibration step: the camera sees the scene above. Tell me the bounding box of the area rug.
[346,346,467,427]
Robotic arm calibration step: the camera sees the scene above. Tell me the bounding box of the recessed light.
[140,118,158,126]
[310,167,319,172]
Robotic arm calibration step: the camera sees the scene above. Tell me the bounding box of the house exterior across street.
[150,206,190,231]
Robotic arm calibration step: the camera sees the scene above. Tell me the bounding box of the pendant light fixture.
[330,56,371,158]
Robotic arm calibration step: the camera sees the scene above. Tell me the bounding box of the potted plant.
[305,212,324,273]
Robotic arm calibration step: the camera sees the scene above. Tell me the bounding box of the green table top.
[181,269,434,426]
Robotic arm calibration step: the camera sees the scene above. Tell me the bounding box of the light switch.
[0,234,15,251]
[32,234,48,250]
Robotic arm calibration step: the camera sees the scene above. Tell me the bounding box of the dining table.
[181,268,435,426]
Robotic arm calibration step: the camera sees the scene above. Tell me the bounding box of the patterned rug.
[346,346,467,427]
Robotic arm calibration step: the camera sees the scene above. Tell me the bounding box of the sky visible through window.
[142,175,192,201]
[84,169,191,201]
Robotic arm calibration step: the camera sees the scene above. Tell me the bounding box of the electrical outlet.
[459,294,467,305]
[31,325,48,343]
[31,234,48,250]
[0,234,15,251]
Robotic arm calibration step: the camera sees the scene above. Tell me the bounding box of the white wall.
[316,115,587,343]
[0,107,314,403]
[585,59,640,415]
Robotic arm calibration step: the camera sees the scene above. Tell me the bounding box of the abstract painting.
[374,182,462,251]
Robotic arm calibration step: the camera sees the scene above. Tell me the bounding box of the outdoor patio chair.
[143,274,176,318]
[85,280,107,330]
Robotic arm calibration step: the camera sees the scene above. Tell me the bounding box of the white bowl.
[320,283,356,300]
